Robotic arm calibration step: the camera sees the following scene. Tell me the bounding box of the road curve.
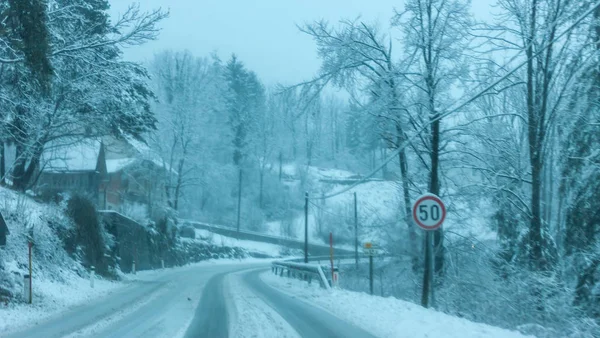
[5,263,377,338]
[3,262,261,338]
[183,272,229,337]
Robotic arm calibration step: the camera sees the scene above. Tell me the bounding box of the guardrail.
[272,260,331,290]
[273,254,406,291]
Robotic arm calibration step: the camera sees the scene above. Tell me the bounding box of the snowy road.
[242,269,376,338]
[4,261,375,338]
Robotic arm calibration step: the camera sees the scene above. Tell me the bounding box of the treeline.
[291,0,599,334]
[148,50,360,230]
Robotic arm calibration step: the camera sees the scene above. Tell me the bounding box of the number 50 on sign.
[412,194,446,231]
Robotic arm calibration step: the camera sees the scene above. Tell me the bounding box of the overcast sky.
[109,1,495,86]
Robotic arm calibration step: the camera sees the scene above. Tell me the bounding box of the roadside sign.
[364,242,376,256]
[412,194,446,231]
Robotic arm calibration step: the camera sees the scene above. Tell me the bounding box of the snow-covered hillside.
[0,187,95,303]
[271,163,498,249]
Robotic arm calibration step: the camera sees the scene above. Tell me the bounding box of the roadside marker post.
[412,194,446,309]
[364,242,375,295]
[90,266,95,288]
[23,274,30,303]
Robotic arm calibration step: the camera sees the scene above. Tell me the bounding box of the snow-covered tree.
[0,1,167,190]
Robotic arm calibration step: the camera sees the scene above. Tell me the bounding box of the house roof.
[106,158,136,174]
[41,138,102,173]
[39,136,176,176]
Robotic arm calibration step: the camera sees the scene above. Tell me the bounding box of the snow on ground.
[260,272,532,338]
[281,163,356,180]
[279,163,501,247]
[280,164,403,246]
[226,269,300,338]
[0,273,121,333]
[193,229,285,257]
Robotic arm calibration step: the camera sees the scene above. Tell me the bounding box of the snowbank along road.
[3,261,375,338]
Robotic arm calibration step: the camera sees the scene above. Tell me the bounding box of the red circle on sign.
[412,194,446,231]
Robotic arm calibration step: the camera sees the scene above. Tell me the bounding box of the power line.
[310,0,600,201]
[308,200,354,221]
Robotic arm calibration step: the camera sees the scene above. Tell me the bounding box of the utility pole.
[304,192,309,263]
[278,151,283,181]
[329,232,334,282]
[354,192,358,269]
[236,168,242,238]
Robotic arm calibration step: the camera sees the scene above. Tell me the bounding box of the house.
[35,136,171,217]
[100,137,170,215]
[37,138,107,201]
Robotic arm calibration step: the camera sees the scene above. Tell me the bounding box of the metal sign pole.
[369,254,374,295]
[429,232,435,307]
[421,232,430,307]
[413,194,446,309]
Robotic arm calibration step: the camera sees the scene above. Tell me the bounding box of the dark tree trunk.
[22,143,44,189]
[0,142,5,186]
[525,0,545,270]
[430,116,444,276]
[174,158,184,211]
[259,170,264,209]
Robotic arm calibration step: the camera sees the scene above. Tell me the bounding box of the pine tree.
[7,0,52,92]
[224,54,265,167]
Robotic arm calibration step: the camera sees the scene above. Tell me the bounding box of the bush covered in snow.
[66,195,109,275]
[0,188,90,302]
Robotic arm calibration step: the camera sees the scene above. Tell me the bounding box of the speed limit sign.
[412,194,446,231]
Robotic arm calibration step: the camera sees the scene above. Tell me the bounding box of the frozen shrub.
[66,195,107,275]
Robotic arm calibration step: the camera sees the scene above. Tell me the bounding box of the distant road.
[183,219,356,256]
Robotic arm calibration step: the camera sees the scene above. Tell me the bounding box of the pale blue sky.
[109,1,495,86]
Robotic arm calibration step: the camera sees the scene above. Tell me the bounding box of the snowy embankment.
[190,229,282,258]
[0,186,124,332]
[261,272,532,338]
[192,228,292,257]
[0,274,121,333]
